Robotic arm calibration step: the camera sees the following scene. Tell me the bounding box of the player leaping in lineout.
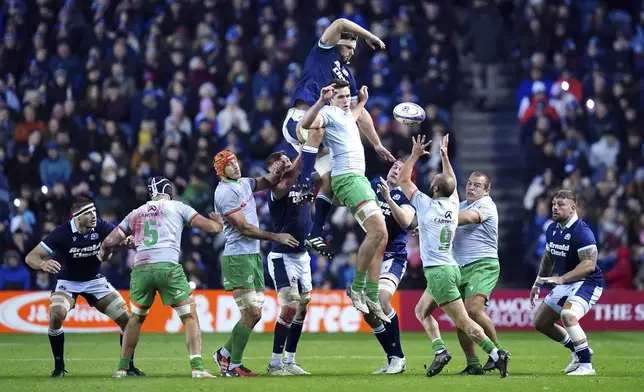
[399,134,510,378]
[299,79,390,322]
[531,190,602,376]
[101,177,224,379]
[282,17,394,258]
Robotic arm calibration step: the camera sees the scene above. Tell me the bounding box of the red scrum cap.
[213,150,237,176]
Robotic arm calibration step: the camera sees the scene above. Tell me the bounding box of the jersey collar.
[70,218,80,233]
[559,213,579,229]
[70,218,94,234]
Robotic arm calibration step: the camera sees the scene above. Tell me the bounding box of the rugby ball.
[393,102,426,126]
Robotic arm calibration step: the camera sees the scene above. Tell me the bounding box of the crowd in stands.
[0,0,462,291]
[518,0,644,289]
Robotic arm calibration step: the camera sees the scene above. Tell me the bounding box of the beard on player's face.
[552,201,574,223]
[338,46,354,64]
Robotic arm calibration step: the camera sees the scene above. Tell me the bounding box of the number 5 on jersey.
[144,220,159,246]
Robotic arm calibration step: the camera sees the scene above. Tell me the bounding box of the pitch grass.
[1,332,642,391]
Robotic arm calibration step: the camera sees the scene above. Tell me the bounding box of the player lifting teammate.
[212,151,299,377]
[531,190,602,376]
[399,134,510,378]
[25,197,144,377]
[264,151,313,376]
[299,80,390,322]
[282,17,393,257]
[366,160,416,374]
[101,177,223,378]
[453,172,504,375]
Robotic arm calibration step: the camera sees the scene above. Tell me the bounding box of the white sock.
[578,363,593,370]
[229,363,241,369]
[270,352,282,366]
[489,348,499,362]
[284,351,295,364]
[189,354,201,360]
[221,347,231,358]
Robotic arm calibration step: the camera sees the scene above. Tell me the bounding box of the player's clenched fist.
[40,259,61,274]
[319,84,337,101]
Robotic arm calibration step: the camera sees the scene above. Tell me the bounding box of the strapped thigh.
[354,200,382,232]
[50,291,75,313]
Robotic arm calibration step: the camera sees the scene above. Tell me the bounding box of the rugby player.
[531,190,602,376]
[399,134,510,378]
[263,151,313,376]
[211,151,299,377]
[101,177,224,378]
[299,80,390,322]
[367,160,416,374]
[25,197,144,377]
[282,17,393,257]
[453,172,504,375]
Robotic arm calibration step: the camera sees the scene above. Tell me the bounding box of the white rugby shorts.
[54,277,116,306]
[267,251,312,293]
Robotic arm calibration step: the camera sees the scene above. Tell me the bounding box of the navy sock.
[48,328,65,369]
[285,320,304,354]
[384,310,404,358]
[310,194,332,238]
[120,330,135,368]
[300,147,318,187]
[372,324,391,358]
[575,342,592,363]
[272,320,291,354]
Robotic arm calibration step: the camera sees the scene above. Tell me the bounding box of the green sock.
[224,335,233,352]
[467,356,481,368]
[351,270,367,292]
[190,356,204,371]
[432,338,446,354]
[366,281,379,302]
[230,322,253,364]
[478,338,496,355]
[118,357,130,371]
[495,341,503,351]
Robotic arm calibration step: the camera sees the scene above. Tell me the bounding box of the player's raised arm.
[354,85,395,163]
[272,154,302,200]
[351,86,368,120]
[299,84,336,130]
[378,177,415,229]
[320,18,386,50]
[255,157,289,192]
[439,134,457,200]
[399,135,431,201]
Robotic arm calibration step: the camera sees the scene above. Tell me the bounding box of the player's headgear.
[148,176,173,199]
[338,32,357,48]
[214,150,237,177]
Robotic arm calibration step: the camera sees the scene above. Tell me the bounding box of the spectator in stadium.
[39,142,72,189]
[0,250,31,290]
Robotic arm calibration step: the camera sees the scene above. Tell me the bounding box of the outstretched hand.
[411,134,431,158]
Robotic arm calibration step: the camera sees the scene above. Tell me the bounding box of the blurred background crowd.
[0,0,642,292]
[516,0,644,290]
